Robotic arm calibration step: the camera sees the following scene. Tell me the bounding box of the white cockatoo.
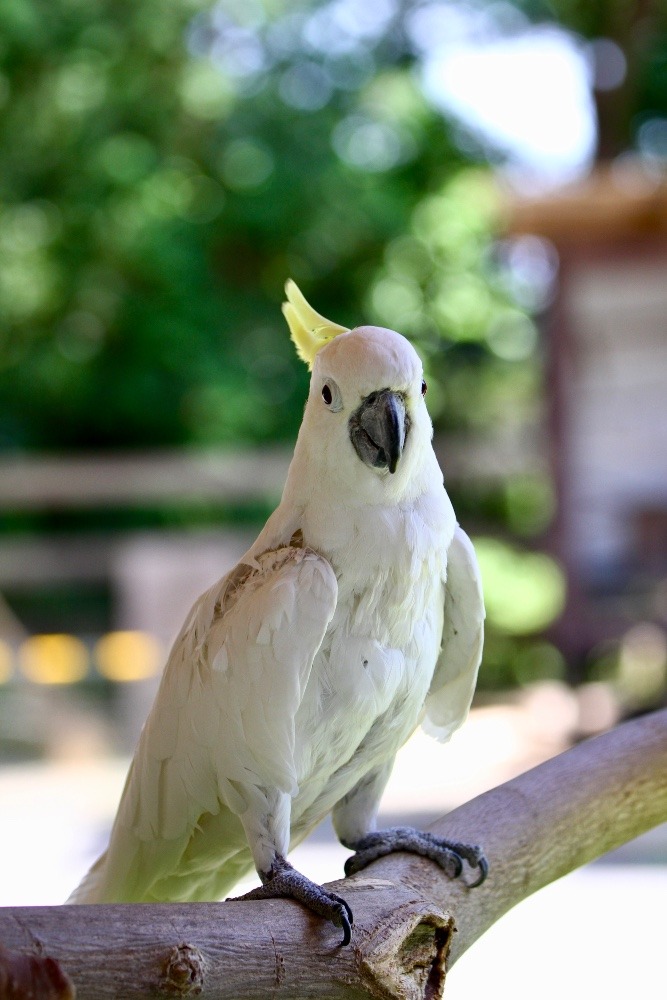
[69,281,486,943]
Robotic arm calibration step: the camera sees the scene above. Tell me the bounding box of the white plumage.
[70,286,485,932]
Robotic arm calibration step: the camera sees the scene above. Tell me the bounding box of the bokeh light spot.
[218,139,274,189]
[179,60,235,120]
[95,631,163,683]
[20,635,89,685]
[279,61,332,111]
[475,537,566,634]
[332,115,404,171]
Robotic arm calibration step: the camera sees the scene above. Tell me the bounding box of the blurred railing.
[0,448,292,509]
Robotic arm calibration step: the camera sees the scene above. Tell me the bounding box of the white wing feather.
[71,545,337,902]
[422,525,485,742]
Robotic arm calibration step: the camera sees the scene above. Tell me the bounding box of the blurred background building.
[0,1,665,993]
[510,170,667,667]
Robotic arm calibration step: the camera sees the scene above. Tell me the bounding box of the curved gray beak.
[349,389,407,474]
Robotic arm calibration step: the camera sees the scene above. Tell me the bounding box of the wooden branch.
[0,709,665,1000]
[383,704,667,966]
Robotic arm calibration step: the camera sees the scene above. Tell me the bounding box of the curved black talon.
[338,894,354,926]
[329,892,354,946]
[467,854,489,888]
[338,905,352,946]
[456,843,488,888]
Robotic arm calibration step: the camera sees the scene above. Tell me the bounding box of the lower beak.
[349,389,407,474]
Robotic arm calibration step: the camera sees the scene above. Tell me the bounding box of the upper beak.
[349,389,407,474]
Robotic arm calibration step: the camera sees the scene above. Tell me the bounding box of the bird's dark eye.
[319,378,343,411]
[421,379,427,396]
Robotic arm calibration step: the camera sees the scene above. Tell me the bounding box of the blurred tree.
[0,1,417,449]
[2,2,666,449]
[4,0,665,688]
[0,0,539,455]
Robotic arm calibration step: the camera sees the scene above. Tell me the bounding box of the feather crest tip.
[282,279,349,369]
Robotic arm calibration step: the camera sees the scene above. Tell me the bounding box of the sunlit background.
[1,0,666,995]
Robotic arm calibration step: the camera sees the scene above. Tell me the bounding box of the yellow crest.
[282,279,349,370]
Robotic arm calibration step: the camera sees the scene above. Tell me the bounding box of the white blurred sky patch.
[196,0,603,189]
[411,4,598,190]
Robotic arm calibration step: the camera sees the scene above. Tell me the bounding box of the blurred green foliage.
[3,0,665,694]
[0,0,534,455]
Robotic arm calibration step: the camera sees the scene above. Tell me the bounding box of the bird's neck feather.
[247,431,454,570]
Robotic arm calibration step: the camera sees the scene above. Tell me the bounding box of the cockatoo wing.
[422,525,485,742]
[77,544,338,902]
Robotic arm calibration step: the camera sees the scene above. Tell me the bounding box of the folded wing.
[423,525,485,742]
[72,545,337,902]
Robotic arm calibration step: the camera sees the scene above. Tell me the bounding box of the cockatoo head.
[283,281,435,504]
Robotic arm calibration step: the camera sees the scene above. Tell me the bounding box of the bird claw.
[466,853,488,888]
[344,827,488,887]
[329,893,353,945]
[229,857,354,946]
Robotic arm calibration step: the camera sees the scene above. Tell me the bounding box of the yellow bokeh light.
[0,640,13,683]
[20,634,89,684]
[94,630,162,682]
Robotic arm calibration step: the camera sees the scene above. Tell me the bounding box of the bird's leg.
[229,855,353,945]
[342,827,488,887]
[227,789,353,945]
[333,762,487,887]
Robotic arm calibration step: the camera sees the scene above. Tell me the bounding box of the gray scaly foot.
[344,826,488,887]
[229,855,353,945]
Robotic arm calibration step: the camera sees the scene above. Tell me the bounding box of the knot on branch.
[358,905,453,1000]
[159,943,206,996]
[398,923,450,1000]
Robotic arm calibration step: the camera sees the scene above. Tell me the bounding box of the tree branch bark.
[1,709,665,1000]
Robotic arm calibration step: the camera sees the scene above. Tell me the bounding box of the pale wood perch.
[0,709,665,1000]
